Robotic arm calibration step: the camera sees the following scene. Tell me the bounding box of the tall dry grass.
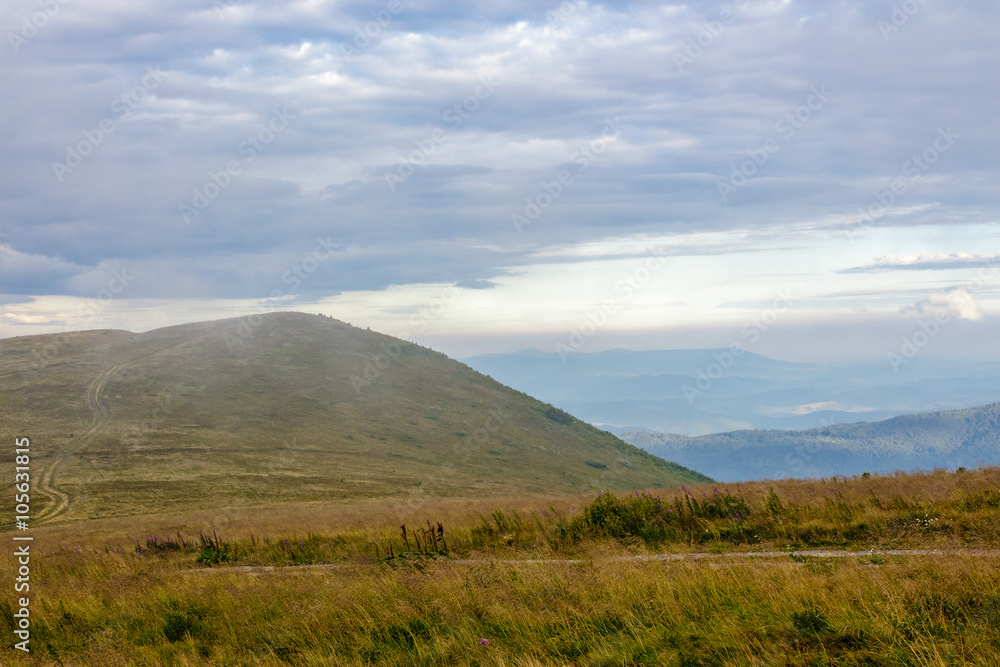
[2,466,998,665]
[3,548,999,665]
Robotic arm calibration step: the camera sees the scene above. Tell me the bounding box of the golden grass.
[729,466,1000,507]
[4,549,999,665]
[21,465,1000,564]
[2,467,999,665]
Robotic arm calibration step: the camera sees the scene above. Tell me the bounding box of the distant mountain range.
[460,348,1000,436]
[617,402,1000,482]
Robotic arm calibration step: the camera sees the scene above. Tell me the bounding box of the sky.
[1,0,999,363]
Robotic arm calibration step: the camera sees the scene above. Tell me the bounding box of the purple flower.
[479,638,489,646]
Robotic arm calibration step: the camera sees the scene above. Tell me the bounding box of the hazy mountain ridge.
[460,349,1000,436]
[619,402,1000,482]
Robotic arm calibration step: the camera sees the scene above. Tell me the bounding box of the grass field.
[3,466,999,665]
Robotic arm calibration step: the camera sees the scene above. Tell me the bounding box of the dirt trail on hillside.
[33,332,224,525]
[34,364,122,524]
[185,548,1000,576]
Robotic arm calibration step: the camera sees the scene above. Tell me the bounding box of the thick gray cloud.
[1,0,998,299]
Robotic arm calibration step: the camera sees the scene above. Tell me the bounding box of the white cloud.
[901,287,985,322]
[928,288,984,322]
[842,252,1000,273]
[0,313,59,325]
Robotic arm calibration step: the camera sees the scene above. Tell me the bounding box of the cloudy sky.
[1,0,998,362]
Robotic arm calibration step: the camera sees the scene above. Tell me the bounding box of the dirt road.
[34,365,123,524]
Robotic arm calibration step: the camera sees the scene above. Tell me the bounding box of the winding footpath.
[34,365,122,525]
[32,333,221,524]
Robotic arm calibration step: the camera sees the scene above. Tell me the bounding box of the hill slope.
[0,313,709,523]
[620,403,1000,481]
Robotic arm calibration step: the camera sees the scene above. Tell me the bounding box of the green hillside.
[0,312,708,524]
[621,402,1000,481]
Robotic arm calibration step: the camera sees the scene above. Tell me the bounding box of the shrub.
[574,487,751,545]
[163,611,199,642]
[195,531,237,566]
[791,608,830,635]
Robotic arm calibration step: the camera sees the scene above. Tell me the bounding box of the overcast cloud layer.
[1,0,998,362]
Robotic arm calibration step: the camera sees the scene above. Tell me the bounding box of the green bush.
[575,487,751,545]
[195,531,238,565]
[791,608,830,635]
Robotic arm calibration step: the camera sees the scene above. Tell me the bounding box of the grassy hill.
[621,402,1000,481]
[0,312,708,524]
